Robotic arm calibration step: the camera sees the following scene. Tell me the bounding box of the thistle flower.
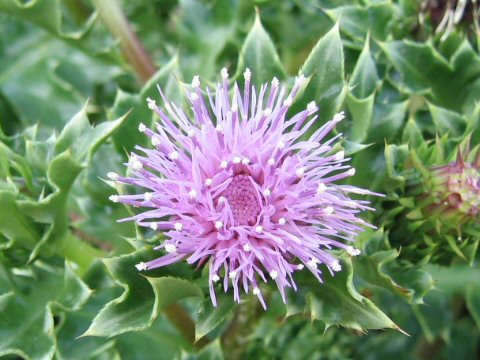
[109,69,379,308]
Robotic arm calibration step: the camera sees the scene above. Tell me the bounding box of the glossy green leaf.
[84,249,202,337]
[298,23,346,123]
[349,37,379,98]
[354,249,413,301]
[301,257,400,331]
[381,40,480,112]
[237,13,286,87]
[427,102,467,138]
[347,93,374,143]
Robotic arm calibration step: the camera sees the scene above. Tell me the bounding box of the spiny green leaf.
[347,92,374,143]
[147,276,203,312]
[301,257,400,331]
[353,249,414,301]
[427,102,467,138]
[55,103,128,165]
[380,40,480,112]
[84,249,202,338]
[82,249,158,337]
[298,23,345,124]
[366,101,408,143]
[349,37,379,98]
[237,12,286,88]
[0,261,91,360]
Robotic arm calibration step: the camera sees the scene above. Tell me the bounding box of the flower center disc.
[222,174,261,226]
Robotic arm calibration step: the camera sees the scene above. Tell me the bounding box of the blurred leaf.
[0,261,91,360]
[237,12,286,87]
[195,292,235,341]
[0,0,118,58]
[326,3,393,42]
[299,23,345,124]
[111,56,182,153]
[466,285,480,330]
[413,290,452,342]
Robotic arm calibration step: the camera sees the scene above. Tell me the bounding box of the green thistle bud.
[389,145,480,265]
[422,151,480,227]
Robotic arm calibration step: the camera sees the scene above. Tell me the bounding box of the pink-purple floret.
[108,68,381,309]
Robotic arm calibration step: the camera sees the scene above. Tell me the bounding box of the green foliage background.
[0,0,479,359]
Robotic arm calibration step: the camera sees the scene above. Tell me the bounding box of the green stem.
[164,303,211,350]
[92,0,156,83]
[56,231,105,275]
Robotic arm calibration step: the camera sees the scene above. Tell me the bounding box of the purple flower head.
[109,69,379,308]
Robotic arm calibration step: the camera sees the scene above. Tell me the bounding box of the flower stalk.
[92,0,156,83]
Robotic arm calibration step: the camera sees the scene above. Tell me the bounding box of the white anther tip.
[317,183,326,194]
[221,68,229,79]
[269,270,278,280]
[335,151,345,161]
[243,243,252,252]
[215,221,223,229]
[347,246,361,256]
[296,167,305,177]
[165,244,177,253]
[151,136,161,146]
[146,98,156,110]
[135,262,147,271]
[138,123,146,132]
[278,217,286,225]
[107,172,119,181]
[332,261,342,272]
[243,68,251,81]
[307,101,317,112]
[169,151,179,160]
[191,75,200,88]
[324,206,334,215]
[174,222,183,231]
[109,195,119,203]
[283,97,293,106]
[255,225,263,234]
